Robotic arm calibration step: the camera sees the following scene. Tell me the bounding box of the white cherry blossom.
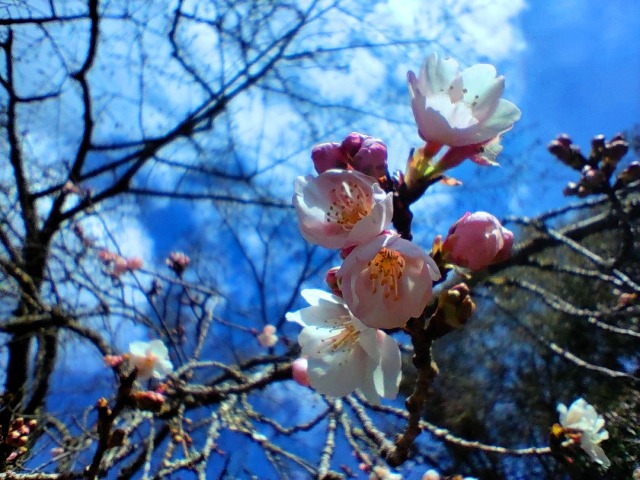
[558,398,611,469]
[286,289,401,404]
[128,340,174,381]
[407,52,521,148]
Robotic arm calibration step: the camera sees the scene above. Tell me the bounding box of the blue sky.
[6,0,640,477]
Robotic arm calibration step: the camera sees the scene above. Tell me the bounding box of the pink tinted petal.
[339,234,436,329]
[292,358,311,387]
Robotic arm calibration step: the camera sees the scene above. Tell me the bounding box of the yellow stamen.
[368,248,405,301]
[325,180,372,230]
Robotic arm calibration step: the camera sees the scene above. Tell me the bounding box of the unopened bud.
[580,165,607,191]
[325,267,342,296]
[311,142,348,173]
[548,135,586,170]
[428,283,476,339]
[615,161,640,188]
[351,138,388,179]
[340,132,364,158]
[131,391,166,411]
[590,134,606,160]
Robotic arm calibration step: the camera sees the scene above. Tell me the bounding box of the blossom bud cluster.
[312,132,388,180]
[3,417,37,463]
[98,250,144,279]
[166,251,190,277]
[549,133,631,197]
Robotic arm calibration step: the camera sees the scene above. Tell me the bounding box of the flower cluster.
[287,52,518,404]
[98,250,144,279]
[548,133,631,197]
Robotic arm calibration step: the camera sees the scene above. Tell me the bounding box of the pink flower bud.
[340,132,365,158]
[257,325,278,348]
[311,142,348,173]
[351,138,388,179]
[111,256,129,278]
[62,181,81,195]
[98,250,118,264]
[325,267,342,296]
[292,357,311,386]
[126,257,144,271]
[442,212,513,271]
[104,354,125,368]
[166,251,191,276]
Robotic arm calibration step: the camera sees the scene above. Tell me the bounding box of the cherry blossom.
[407,52,521,148]
[441,211,513,271]
[338,233,440,329]
[557,398,611,469]
[286,289,401,404]
[128,340,174,381]
[293,169,393,249]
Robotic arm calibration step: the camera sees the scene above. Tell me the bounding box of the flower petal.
[372,330,401,399]
[420,53,461,98]
[306,346,368,397]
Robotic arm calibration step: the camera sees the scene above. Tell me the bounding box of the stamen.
[367,248,405,301]
[318,316,360,354]
[325,180,372,230]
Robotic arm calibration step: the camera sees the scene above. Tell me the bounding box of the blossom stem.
[384,313,439,467]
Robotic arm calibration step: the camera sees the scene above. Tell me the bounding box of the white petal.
[347,193,393,246]
[300,289,344,308]
[461,64,503,122]
[147,340,169,358]
[357,328,380,361]
[420,53,461,97]
[373,331,401,399]
[298,325,340,356]
[581,439,611,469]
[307,347,367,397]
[557,402,568,425]
[478,99,522,137]
[128,341,149,357]
[357,352,382,405]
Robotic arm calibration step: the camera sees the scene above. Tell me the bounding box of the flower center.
[368,247,405,301]
[326,317,360,352]
[325,180,372,230]
[142,353,157,370]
